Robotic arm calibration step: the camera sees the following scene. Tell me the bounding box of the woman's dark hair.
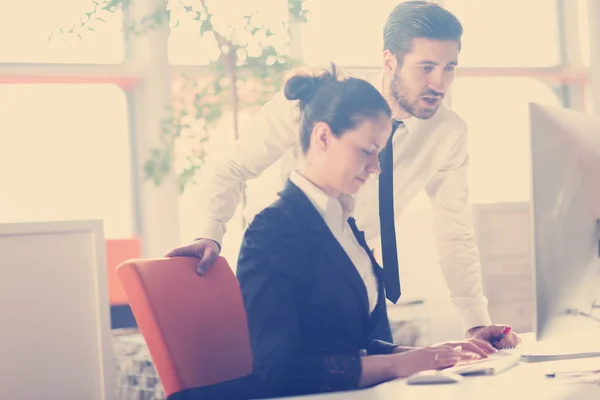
[383,1,463,65]
[283,63,391,154]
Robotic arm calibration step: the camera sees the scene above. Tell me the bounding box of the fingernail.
[197,267,205,275]
[453,346,462,352]
[502,327,512,335]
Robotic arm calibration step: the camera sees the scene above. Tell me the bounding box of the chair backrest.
[116,256,253,397]
[106,238,141,306]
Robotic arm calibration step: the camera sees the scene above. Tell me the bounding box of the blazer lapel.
[278,181,370,313]
[347,216,392,332]
[347,217,385,285]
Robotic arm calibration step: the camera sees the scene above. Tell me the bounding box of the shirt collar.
[289,170,355,224]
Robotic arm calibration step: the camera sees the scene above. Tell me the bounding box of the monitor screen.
[0,220,115,400]
[529,103,600,341]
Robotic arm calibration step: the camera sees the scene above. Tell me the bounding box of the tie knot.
[391,119,403,135]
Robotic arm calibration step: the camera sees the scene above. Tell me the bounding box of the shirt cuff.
[320,355,362,392]
[194,218,225,248]
[367,339,399,355]
[460,304,492,334]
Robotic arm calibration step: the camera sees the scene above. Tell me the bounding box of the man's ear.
[382,49,398,77]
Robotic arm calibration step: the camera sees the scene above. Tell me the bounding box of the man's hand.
[165,239,221,275]
[467,325,522,349]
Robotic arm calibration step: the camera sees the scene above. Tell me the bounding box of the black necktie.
[379,119,402,303]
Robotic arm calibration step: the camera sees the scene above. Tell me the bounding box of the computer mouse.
[405,370,463,385]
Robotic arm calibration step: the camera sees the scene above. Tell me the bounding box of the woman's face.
[311,114,392,196]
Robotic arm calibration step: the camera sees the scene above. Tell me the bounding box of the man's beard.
[390,73,442,120]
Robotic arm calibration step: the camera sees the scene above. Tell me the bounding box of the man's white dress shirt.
[195,68,492,331]
[289,170,379,314]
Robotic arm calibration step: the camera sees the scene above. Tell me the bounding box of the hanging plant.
[62,0,308,194]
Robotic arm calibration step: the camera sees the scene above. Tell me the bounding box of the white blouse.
[289,171,379,314]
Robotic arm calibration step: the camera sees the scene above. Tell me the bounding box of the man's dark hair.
[383,1,463,64]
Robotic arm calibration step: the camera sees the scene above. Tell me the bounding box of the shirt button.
[359,348,367,357]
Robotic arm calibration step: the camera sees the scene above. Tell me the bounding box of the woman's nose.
[368,158,381,175]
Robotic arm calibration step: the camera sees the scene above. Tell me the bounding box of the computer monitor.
[529,102,600,343]
[0,220,115,399]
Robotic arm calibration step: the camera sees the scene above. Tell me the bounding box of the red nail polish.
[502,327,512,335]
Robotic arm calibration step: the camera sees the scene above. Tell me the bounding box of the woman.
[236,64,495,398]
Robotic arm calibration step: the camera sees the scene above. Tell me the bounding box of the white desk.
[272,331,600,400]
[273,355,600,400]
[268,330,600,399]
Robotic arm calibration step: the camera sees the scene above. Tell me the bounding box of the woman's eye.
[362,149,373,156]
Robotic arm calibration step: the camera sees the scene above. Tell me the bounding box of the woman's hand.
[391,344,481,377]
[431,338,497,358]
[361,339,493,387]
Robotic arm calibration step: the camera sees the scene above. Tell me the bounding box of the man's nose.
[427,70,448,93]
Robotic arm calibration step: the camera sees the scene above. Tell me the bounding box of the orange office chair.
[116,256,257,399]
[106,238,141,306]
[107,238,141,329]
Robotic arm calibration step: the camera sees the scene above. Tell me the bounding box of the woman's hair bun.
[284,75,318,102]
[283,63,340,103]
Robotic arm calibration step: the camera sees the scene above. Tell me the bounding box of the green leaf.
[199,16,213,35]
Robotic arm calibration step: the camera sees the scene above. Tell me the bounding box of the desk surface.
[274,356,600,400]
[273,333,600,400]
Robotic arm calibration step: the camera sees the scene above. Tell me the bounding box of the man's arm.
[424,122,492,333]
[196,89,301,246]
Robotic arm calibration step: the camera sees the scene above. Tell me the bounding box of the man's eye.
[422,66,434,72]
[362,149,373,156]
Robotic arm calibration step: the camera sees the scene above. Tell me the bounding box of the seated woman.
[236,64,495,399]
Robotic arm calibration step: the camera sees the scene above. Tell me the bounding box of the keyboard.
[444,350,521,376]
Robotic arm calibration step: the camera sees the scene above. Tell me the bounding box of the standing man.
[167,1,520,349]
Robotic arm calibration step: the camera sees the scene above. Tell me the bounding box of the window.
[0,84,134,238]
[0,0,125,64]
[168,0,290,65]
[300,0,401,67]
[578,0,591,67]
[444,0,561,67]
[450,77,562,204]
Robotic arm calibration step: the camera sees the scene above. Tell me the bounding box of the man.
[167,1,521,349]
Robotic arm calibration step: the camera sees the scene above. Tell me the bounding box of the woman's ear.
[311,122,333,152]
